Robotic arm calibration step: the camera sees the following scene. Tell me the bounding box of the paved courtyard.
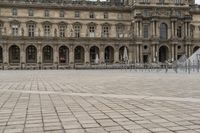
[0,70,200,133]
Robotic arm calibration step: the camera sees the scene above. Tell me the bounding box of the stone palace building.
[0,0,200,69]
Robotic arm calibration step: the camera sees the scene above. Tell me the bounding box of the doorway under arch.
[159,46,169,63]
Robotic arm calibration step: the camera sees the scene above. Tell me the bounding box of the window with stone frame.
[74,24,81,38]
[143,0,149,3]
[88,25,96,37]
[102,24,110,38]
[28,9,34,16]
[143,24,149,39]
[75,11,80,18]
[116,24,125,38]
[28,24,35,37]
[12,8,17,16]
[160,23,168,40]
[60,10,65,18]
[104,12,108,19]
[59,25,66,38]
[175,0,181,4]
[44,24,51,37]
[44,9,49,17]
[12,24,19,36]
[89,12,95,19]
[159,0,165,4]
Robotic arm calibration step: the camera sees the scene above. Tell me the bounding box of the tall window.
[116,25,124,38]
[12,25,19,36]
[143,24,149,38]
[44,25,51,37]
[102,25,109,38]
[44,9,49,17]
[28,9,34,16]
[9,45,20,63]
[74,25,81,38]
[26,45,37,63]
[160,23,168,40]
[43,46,53,63]
[89,26,95,37]
[12,8,17,16]
[75,11,80,18]
[60,10,64,17]
[59,25,66,38]
[177,26,182,38]
[28,24,35,37]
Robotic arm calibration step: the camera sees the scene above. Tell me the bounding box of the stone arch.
[105,46,114,64]
[74,46,85,64]
[90,46,100,64]
[119,46,129,63]
[26,45,37,63]
[159,45,169,63]
[43,45,53,63]
[59,45,69,64]
[193,46,200,53]
[9,45,20,63]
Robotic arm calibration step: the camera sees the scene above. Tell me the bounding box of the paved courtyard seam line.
[0,89,200,103]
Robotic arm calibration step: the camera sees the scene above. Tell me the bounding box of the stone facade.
[0,0,199,69]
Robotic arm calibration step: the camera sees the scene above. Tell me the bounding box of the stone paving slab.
[0,70,200,133]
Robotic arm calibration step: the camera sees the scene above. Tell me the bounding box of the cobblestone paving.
[0,70,200,133]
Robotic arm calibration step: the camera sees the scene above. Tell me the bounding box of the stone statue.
[54,28,57,37]
[21,28,24,36]
[38,28,41,36]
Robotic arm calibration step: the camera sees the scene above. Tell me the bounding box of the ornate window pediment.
[42,21,52,25]
[26,20,37,26]
[10,20,20,27]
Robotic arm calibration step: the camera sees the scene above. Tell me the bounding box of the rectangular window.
[117,13,123,20]
[12,25,18,36]
[59,25,65,37]
[104,12,108,19]
[102,26,109,38]
[75,11,80,18]
[28,9,34,16]
[143,24,149,38]
[89,12,95,19]
[116,26,124,38]
[74,25,80,38]
[44,25,50,36]
[89,26,95,37]
[60,10,64,17]
[28,24,35,37]
[12,8,17,16]
[44,9,49,17]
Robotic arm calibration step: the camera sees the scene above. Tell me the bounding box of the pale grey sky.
[196,0,200,4]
